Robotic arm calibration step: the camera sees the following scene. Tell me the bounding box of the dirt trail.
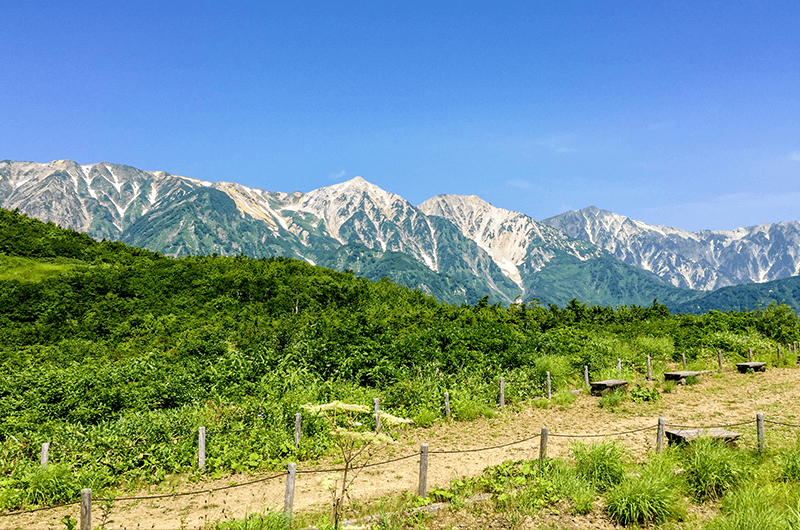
[6,367,800,530]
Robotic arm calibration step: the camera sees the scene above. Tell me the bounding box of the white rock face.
[281,177,441,271]
[543,206,800,290]
[419,194,599,288]
[0,160,196,239]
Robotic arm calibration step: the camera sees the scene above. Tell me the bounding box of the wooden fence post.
[418,444,429,498]
[617,358,622,377]
[499,377,505,407]
[757,413,765,453]
[718,350,723,371]
[539,426,548,461]
[657,417,665,453]
[584,365,589,389]
[681,353,687,369]
[646,355,652,380]
[546,371,552,400]
[284,462,297,519]
[40,442,50,467]
[374,397,381,432]
[294,413,302,449]
[444,392,451,419]
[198,427,206,470]
[80,488,91,530]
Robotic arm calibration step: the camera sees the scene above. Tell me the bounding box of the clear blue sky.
[2,1,798,231]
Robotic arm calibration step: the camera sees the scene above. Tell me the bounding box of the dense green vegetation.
[0,207,799,512]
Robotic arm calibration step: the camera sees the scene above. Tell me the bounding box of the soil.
[5,365,800,530]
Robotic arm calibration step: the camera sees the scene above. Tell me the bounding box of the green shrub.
[630,384,660,403]
[451,396,495,421]
[631,335,674,362]
[531,397,550,409]
[572,442,627,492]
[412,408,438,428]
[598,390,627,411]
[551,389,578,407]
[4,463,80,507]
[683,437,749,501]
[703,330,775,361]
[605,473,677,525]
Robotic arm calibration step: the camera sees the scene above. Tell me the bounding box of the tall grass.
[606,473,677,525]
[704,484,794,530]
[605,449,682,525]
[682,437,750,501]
[572,441,627,492]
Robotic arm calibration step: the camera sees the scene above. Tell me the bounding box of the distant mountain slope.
[543,206,800,290]
[13,158,798,309]
[674,276,800,314]
[419,194,600,287]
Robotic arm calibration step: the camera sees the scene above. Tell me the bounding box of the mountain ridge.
[543,206,800,290]
[2,159,798,307]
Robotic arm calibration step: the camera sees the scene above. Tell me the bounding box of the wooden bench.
[664,370,705,382]
[590,379,628,396]
[665,428,741,446]
[736,362,766,373]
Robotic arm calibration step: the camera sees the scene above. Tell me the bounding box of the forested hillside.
[0,207,799,510]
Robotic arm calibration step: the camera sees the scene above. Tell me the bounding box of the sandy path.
[5,366,800,530]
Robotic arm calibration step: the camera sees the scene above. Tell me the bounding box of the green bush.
[598,390,627,411]
[630,384,660,403]
[631,335,674,362]
[0,463,79,508]
[572,442,627,492]
[683,437,749,501]
[412,408,438,428]
[450,396,495,421]
[551,388,578,407]
[606,473,677,525]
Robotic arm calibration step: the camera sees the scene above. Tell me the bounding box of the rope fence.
[4,342,800,527]
[5,410,800,527]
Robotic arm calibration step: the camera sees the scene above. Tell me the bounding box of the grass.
[704,483,799,530]
[0,255,77,282]
[606,472,678,525]
[682,437,751,501]
[213,511,292,529]
[598,389,627,411]
[572,441,627,492]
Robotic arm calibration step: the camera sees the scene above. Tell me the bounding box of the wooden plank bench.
[664,370,705,382]
[590,379,628,396]
[736,361,766,373]
[665,428,741,446]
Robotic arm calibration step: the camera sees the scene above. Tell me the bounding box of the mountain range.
[2,159,799,311]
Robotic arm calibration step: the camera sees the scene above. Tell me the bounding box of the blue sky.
[2,1,798,231]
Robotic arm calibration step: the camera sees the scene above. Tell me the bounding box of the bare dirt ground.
[5,365,800,530]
